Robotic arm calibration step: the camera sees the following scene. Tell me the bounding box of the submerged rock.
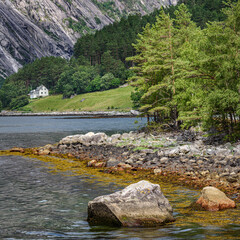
[10,147,25,153]
[87,180,174,227]
[38,149,51,155]
[195,186,236,211]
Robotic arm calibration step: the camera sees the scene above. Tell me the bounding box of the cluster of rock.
[9,131,238,227]
[88,181,236,227]
[56,131,240,188]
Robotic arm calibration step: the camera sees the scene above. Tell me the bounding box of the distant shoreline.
[0,110,141,118]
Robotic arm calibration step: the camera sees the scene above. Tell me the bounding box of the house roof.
[36,85,47,91]
[29,85,48,95]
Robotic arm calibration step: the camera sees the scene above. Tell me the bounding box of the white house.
[29,85,49,99]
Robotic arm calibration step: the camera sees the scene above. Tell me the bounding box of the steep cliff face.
[0,0,178,78]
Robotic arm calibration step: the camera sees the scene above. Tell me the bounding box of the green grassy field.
[24,86,133,112]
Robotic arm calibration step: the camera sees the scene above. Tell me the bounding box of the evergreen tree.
[128,5,196,126]
[174,1,240,135]
[100,51,126,80]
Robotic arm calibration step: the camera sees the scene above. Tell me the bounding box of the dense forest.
[129,1,240,139]
[73,0,227,66]
[0,0,239,139]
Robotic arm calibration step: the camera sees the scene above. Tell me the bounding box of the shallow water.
[0,116,239,239]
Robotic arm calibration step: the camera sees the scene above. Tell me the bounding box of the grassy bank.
[23,86,133,112]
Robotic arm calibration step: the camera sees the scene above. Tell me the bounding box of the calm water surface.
[0,116,239,239]
[0,116,147,150]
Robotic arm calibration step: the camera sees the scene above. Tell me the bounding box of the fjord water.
[0,116,239,239]
[0,116,147,150]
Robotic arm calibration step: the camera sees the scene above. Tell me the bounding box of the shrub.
[10,95,29,110]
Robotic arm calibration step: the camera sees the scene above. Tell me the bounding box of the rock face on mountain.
[0,0,178,78]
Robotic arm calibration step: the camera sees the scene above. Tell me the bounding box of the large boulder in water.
[196,186,236,211]
[87,180,174,227]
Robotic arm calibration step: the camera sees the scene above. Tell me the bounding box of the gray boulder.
[59,132,107,145]
[130,110,140,115]
[91,132,107,143]
[87,180,174,227]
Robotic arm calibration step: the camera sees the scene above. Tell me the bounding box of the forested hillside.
[73,0,227,67]
[1,0,239,140]
[1,0,228,107]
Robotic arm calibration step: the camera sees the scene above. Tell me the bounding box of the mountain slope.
[0,0,178,78]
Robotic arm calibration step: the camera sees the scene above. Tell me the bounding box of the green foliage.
[57,65,99,95]
[62,84,75,99]
[127,8,184,124]
[73,14,159,67]
[10,95,29,110]
[55,60,123,97]
[130,89,144,109]
[94,17,101,24]
[25,86,133,112]
[0,76,5,88]
[87,74,121,92]
[99,73,120,90]
[100,51,127,80]
[6,56,67,90]
[0,100,2,112]
[74,0,229,68]
[0,83,23,108]
[0,56,67,109]
[129,1,240,137]
[65,17,91,34]
[176,1,240,135]
[179,0,228,28]
[2,0,236,116]
[86,76,102,92]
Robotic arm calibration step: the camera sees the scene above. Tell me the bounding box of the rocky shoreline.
[0,110,140,117]
[33,130,240,201]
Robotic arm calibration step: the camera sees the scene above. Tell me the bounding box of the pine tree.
[174,0,240,135]
[128,5,197,126]
[128,10,175,124]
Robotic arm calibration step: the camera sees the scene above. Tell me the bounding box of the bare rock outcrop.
[87,180,175,227]
[0,0,179,77]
